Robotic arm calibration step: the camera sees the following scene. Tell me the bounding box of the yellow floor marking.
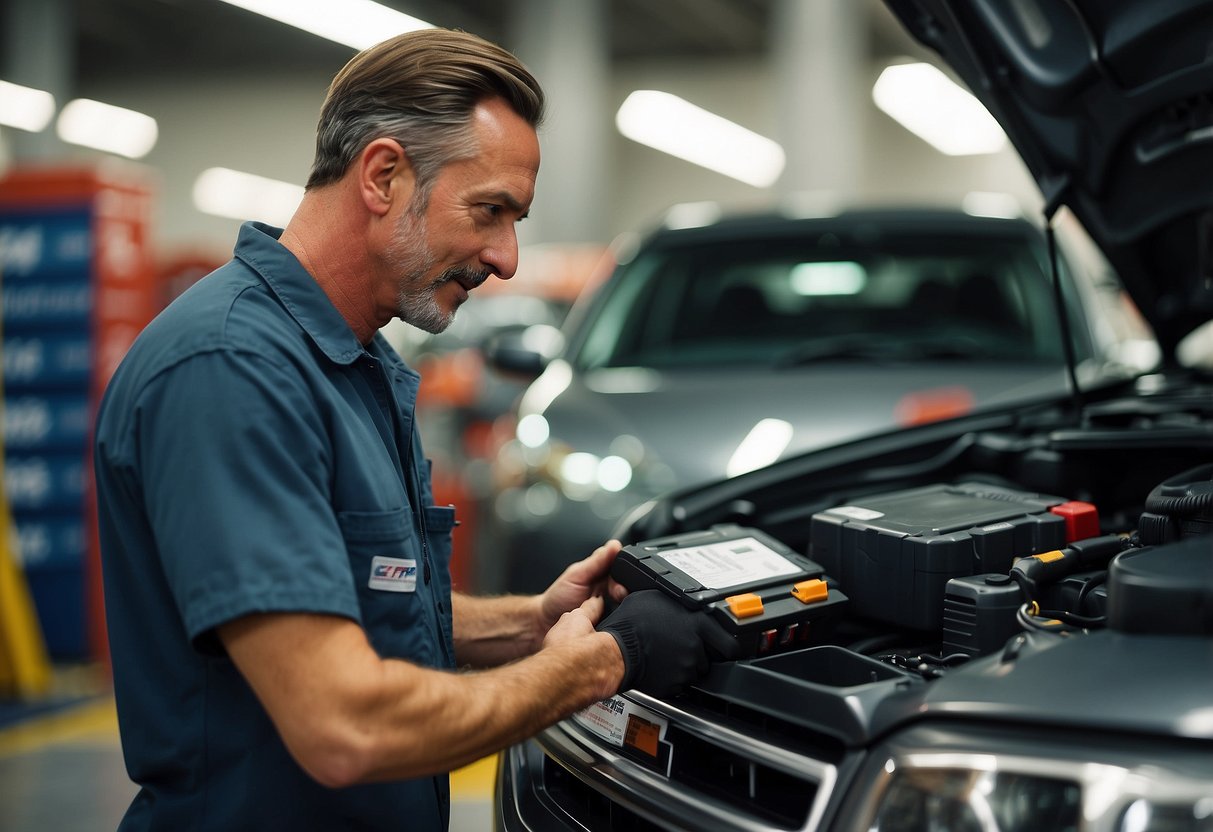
[0,696,119,758]
[0,693,497,802]
[450,753,498,799]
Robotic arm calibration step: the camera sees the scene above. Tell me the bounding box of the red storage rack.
[1,165,158,664]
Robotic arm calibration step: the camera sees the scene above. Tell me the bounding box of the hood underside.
[884,0,1213,356]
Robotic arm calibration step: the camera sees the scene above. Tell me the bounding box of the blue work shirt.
[94,222,458,831]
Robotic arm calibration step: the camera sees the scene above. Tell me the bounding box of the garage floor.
[0,667,496,831]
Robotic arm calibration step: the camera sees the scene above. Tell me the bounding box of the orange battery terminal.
[725,593,764,618]
[1033,550,1065,563]
[791,579,829,604]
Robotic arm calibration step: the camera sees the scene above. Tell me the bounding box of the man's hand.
[596,590,739,698]
[534,539,627,642]
[541,596,603,648]
[453,540,627,667]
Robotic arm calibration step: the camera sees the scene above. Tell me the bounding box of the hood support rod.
[1042,175,1084,422]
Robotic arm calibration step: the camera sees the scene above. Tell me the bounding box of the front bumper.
[495,690,840,832]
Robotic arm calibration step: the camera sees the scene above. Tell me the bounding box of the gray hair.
[305,28,545,204]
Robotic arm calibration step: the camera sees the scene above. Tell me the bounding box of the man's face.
[384,97,540,334]
[384,203,455,334]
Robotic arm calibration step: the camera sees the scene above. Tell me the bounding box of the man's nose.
[481,226,519,281]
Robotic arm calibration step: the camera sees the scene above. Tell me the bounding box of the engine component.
[1137,463,1213,544]
[810,483,1092,630]
[1008,534,1127,599]
[1107,535,1213,635]
[942,573,1024,657]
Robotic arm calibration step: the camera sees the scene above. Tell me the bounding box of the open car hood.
[884,0,1213,358]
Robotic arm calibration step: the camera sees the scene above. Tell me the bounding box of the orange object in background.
[893,385,975,426]
[429,466,474,593]
[1,165,160,668]
[156,251,227,307]
[416,348,484,410]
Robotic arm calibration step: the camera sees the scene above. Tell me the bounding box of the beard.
[386,207,490,335]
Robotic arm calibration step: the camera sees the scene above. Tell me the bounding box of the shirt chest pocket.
[338,507,439,666]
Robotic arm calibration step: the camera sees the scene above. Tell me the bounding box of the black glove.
[597,590,739,697]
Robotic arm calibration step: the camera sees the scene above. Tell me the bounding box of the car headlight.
[508,415,674,502]
[872,764,1080,831]
[846,727,1213,832]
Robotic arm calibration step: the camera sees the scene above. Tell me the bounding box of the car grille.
[532,689,841,832]
[664,724,819,826]
[542,757,666,832]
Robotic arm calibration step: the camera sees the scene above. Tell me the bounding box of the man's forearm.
[221,610,624,787]
[451,591,546,667]
[362,629,623,780]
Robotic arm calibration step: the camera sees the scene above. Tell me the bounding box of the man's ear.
[356,137,416,217]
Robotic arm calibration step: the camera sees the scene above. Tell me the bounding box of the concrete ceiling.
[68,0,921,83]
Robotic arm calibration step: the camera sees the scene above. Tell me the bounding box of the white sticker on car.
[574,696,668,752]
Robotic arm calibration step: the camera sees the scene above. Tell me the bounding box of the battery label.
[661,537,799,589]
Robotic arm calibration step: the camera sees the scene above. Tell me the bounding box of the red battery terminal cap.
[1049,501,1100,542]
[724,593,764,618]
[791,579,829,604]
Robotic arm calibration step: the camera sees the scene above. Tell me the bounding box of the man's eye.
[482,204,502,217]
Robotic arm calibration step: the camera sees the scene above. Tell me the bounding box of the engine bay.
[621,374,1213,734]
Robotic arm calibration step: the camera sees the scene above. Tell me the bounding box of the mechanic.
[93,28,732,831]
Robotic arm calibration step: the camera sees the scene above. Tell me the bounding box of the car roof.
[640,206,1043,247]
[884,0,1213,358]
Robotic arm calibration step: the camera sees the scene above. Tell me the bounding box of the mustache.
[437,265,491,291]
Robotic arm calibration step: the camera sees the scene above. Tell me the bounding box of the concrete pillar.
[505,0,611,245]
[771,0,865,205]
[2,0,73,162]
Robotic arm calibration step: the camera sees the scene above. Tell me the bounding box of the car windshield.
[572,227,1089,371]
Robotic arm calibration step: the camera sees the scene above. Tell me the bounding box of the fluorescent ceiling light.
[664,201,723,230]
[193,167,305,226]
[216,0,432,50]
[872,62,1007,156]
[56,99,158,159]
[616,90,785,188]
[0,80,55,132]
[727,418,793,478]
[963,191,1023,219]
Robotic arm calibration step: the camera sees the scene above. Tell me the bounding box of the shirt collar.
[233,221,366,365]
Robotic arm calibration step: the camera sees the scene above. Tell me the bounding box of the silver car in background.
[485,207,1153,593]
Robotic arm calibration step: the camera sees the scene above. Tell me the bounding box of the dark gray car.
[487,208,1151,593]
[495,0,1213,829]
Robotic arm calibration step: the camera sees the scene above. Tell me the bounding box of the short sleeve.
[134,348,360,648]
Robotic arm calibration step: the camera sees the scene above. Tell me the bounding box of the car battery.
[612,524,849,657]
[810,483,1080,630]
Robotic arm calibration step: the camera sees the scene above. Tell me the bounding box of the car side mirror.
[482,324,565,379]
